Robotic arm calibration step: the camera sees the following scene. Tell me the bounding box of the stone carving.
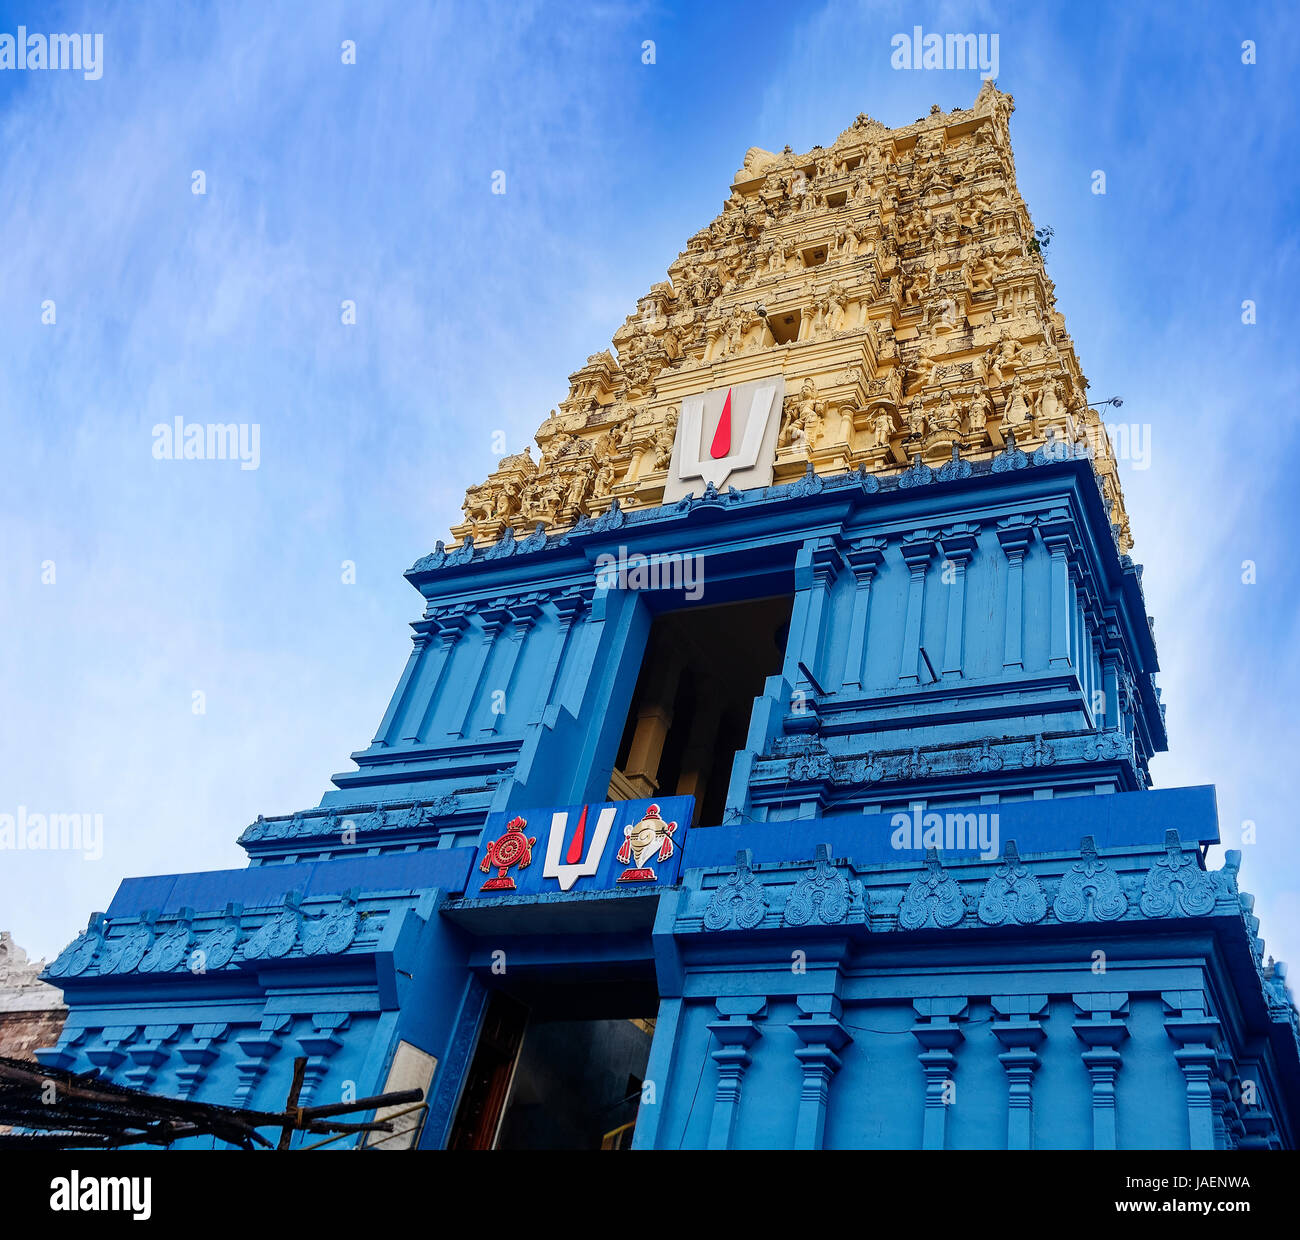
[1139,830,1218,918]
[138,919,193,973]
[937,443,972,481]
[784,844,861,927]
[302,895,361,956]
[100,924,154,976]
[844,752,885,784]
[898,849,966,930]
[1082,729,1132,762]
[590,497,625,532]
[786,462,826,498]
[482,526,517,560]
[780,379,827,453]
[1052,835,1128,923]
[704,851,770,930]
[46,919,106,979]
[410,541,446,573]
[193,918,240,971]
[977,841,1048,927]
[969,737,1003,772]
[898,453,935,488]
[790,747,835,781]
[518,522,549,554]
[445,82,1133,554]
[243,903,302,961]
[1021,734,1056,767]
[992,430,1029,472]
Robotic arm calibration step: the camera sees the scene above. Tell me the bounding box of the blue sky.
[2,0,1298,969]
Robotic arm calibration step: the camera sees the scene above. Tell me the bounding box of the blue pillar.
[938,524,979,679]
[1072,993,1130,1150]
[705,997,766,1150]
[996,520,1034,670]
[898,531,938,685]
[841,538,886,690]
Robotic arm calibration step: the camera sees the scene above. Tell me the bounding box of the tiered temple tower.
[40,84,1298,1150]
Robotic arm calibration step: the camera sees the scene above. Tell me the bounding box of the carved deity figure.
[962,185,992,230]
[1038,379,1064,427]
[903,269,929,307]
[907,346,941,395]
[872,407,895,449]
[906,397,927,441]
[994,329,1023,381]
[650,410,677,471]
[967,247,998,292]
[832,285,852,332]
[594,457,618,497]
[780,380,825,451]
[1004,373,1031,426]
[544,431,576,468]
[564,467,592,511]
[493,477,522,520]
[931,390,961,435]
[934,295,959,331]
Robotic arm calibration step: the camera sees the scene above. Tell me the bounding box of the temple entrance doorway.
[447,971,659,1150]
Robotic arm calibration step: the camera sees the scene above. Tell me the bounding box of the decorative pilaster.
[122,1024,180,1092]
[898,530,938,685]
[1037,510,1078,670]
[478,599,543,735]
[85,1025,137,1075]
[1212,1051,1240,1150]
[995,519,1034,670]
[529,591,587,722]
[841,538,886,690]
[1237,1104,1280,1149]
[174,1023,230,1099]
[372,630,429,746]
[34,1028,86,1074]
[991,995,1048,1149]
[295,1013,352,1105]
[790,994,851,1150]
[706,997,766,1150]
[402,609,470,742]
[1162,990,1222,1150]
[911,997,967,1149]
[447,605,512,737]
[235,1014,293,1105]
[789,538,842,694]
[937,524,978,679]
[1072,993,1130,1150]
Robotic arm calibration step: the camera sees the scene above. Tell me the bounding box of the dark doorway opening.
[447,976,659,1150]
[446,992,529,1150]
[494,1015,653,1150]
[609,595,791,825]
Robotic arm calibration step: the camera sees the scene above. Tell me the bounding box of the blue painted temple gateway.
[41,84,1299,1150]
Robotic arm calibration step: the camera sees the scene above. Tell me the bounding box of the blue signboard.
[470,797,695,898]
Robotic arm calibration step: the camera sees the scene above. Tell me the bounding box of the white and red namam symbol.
[616,804,678,883]
[480,816,537,891]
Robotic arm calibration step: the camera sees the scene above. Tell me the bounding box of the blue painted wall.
[39,452,1299,1149]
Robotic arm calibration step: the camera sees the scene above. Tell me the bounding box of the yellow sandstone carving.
[451,81,1131,553]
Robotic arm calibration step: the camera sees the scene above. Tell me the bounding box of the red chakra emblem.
[616,804,677,883]
[479,816,537,891]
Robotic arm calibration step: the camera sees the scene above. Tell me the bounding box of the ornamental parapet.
[673,828,1298,1058]
[407,441,1117,582]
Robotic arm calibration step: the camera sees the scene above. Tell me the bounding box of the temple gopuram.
[40,82,1299,1150]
